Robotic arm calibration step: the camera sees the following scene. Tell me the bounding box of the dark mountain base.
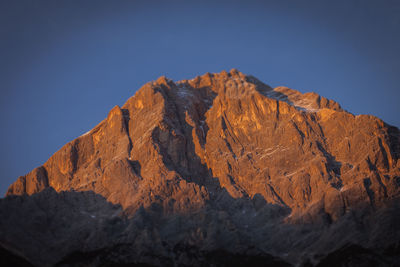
[313,244,399,267]
[56,247,290,267]
[1,189,400,267]
[0,246,34,267]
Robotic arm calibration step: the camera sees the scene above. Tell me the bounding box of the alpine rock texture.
[1,69,400,266]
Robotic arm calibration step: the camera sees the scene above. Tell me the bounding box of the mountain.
[1,69,400,266]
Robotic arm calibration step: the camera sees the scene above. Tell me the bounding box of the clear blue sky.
[1,0,399,195]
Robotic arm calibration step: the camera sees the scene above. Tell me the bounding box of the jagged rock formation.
[2,69,400,266]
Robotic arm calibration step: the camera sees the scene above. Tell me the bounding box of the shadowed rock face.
[2,70,400,266]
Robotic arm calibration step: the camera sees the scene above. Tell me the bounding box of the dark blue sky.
[1,0,399,195]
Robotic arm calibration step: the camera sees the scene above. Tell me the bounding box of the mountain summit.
[2,70,400,266]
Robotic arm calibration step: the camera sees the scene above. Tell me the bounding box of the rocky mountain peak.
[2,70,400,266]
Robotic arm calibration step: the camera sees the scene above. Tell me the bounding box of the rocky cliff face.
[2,69,400,266]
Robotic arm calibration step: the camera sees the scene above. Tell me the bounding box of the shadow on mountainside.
[0,246,34,267]
[0,189,125,266]
[0,189,293,266]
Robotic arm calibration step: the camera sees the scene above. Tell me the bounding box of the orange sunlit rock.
[6,70,400,219]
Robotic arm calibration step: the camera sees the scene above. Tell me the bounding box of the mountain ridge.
[2,69,400,266]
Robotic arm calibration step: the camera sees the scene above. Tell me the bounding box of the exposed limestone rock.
[2,69,400,266]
